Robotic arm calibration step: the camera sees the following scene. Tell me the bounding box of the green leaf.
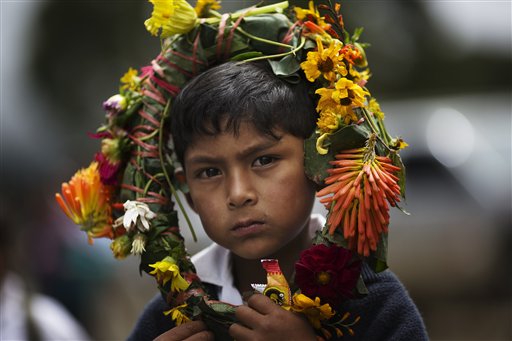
[197,299,237,341]
[304,124,370,185]
[268,54,301,83]
[390,152,407,200]
[369,233,388,272]
[241,14,292,55]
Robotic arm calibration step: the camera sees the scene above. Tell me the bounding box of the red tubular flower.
[316,141,402,257]
[295,244,361,306]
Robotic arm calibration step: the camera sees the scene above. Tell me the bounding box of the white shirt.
[0,272,90,341]
[191,214,325,305]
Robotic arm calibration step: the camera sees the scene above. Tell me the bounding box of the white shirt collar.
[191,214,325,305]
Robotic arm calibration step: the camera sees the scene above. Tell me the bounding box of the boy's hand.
[229,294,317,341]
[154,320,213,341]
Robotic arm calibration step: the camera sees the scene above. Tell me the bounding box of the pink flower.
[295,244,361,306]
[94,152,121,185]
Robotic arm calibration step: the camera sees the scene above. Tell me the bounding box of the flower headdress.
[56,0,407,339]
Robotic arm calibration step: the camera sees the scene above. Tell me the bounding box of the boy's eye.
[253,156,275,167]
[198,168,221,178]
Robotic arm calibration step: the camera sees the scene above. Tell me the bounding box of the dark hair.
[169,61,317,165]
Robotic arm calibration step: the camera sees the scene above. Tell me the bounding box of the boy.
[128,61,427,340]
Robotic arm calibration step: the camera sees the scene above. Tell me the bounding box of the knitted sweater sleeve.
[126,293,174,341]
[334,263,428,341]
[127,283,219,341]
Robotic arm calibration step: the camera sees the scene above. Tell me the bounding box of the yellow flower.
[194,0,221,17]
[110,234,132,259]
[164,304,191,326]
[332,78,369,108]
[317,110,340,134]
[120,68,140,91]
[55,162,113,244]
[349,65,371,87]
[316,87,339,113]
[295,1,330,30]
[316,87,360,126]
[149,257,189,292]
[301,37,346,83]
[291,294,334,329]
[391,137,409,150]
[145,0,198,38]
[316,132,330,155]
[368,97,385,120]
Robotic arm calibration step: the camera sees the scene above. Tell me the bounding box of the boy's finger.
[229,322,254,340]
[235,303,264,327]
[154,320,212,341]
[246,293,280,314]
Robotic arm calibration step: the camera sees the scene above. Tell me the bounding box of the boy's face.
[183,121,316,260]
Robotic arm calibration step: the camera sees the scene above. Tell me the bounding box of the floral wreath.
[56,0,408,339]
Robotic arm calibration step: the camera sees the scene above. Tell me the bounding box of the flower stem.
[235,26,294,50]
[242,36,306,63]
[158,100,197,242]
[360,107,391,153]
[204,1,289,23]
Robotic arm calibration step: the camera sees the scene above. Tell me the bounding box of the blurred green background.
[1,0,510,340]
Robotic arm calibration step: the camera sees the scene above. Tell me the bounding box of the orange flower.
[316,138,402,256]
[341,44,367,67]
[55,162,113,244]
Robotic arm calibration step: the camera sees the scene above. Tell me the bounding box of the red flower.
[295,244,361,306]
[94,152,121,185]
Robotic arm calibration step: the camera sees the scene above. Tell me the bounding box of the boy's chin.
[231,248,275,261]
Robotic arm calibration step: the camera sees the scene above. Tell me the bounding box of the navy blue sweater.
[127,263,427,340]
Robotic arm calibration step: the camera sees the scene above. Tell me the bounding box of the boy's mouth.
[231,219,265,237]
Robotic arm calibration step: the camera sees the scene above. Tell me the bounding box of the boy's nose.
[226,171,257,209]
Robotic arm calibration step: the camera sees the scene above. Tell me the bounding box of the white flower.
[131,233,147,255]
[122,200,157,232]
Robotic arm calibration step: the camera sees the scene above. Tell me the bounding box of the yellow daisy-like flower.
[164,304,191,326]
[145,0,198,38]
[301,37,346,83]
[194,0,221,17]
[316,87,340,113]
[291,294,334,330]
[349,65,371,87]
[149,256,189,292]
[55,162,113,244]
[316,87,360,126]
[331,77,369,108]
[120,68,140,91]
[317,110,340,134]
[295,0,330,30]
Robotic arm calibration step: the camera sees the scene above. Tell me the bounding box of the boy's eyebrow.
[236,138,281,158]
[186,138,281,165]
